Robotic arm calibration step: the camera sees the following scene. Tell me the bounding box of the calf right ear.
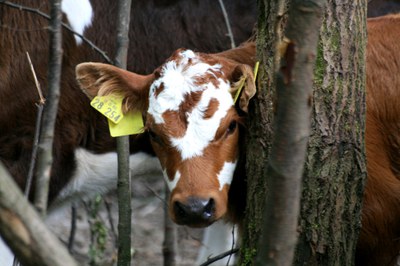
[75,62,155,112]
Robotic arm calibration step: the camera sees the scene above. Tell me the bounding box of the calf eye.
[226,121,237,135]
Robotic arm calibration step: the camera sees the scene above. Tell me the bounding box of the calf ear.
[229,64,256,113]
[75,62,155,112]
[214,42,257,113]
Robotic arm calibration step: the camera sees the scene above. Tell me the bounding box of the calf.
[76,15,400,265]
[0,0,256,264]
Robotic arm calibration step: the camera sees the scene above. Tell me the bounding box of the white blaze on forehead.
[163,169,181,191]
[217,161,237,191]
[148,49,234,159]
[62,0,93,44]
[148,49,223,124]
[171,81,233,159]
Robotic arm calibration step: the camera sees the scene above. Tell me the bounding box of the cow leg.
[196,221,238,265]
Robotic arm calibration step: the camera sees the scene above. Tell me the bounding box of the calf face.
[76,44,256,227]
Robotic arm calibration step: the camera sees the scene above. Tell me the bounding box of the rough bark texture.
[255,1,326,265]
[239,1,282,264]
[241,0,366,265]
[294,1,367,265]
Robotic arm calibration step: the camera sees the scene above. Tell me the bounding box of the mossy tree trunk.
[240,0,367,265]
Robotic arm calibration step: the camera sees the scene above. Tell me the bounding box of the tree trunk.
[240,0,367,265]
[294,1,367,265]
[239,0,285,264]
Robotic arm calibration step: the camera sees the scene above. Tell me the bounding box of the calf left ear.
[229,64,256,113]
[76,62,155,112]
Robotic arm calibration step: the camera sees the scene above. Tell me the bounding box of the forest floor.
[47,174,205,266]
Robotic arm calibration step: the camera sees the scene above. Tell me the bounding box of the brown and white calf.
[0,0,256,264]
[76,15,400,265]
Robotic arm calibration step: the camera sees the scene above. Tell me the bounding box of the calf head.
[76,44,256,227]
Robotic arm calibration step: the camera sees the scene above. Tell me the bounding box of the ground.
[47,174,205,266]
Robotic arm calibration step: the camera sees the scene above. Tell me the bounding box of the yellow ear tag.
[91,94,144,137]
[91,95,124,124]
[233,61,260,104]
[108,111,144,137]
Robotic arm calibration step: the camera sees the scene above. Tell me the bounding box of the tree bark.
[294,1,367,265]
[239,1,284,264]
[0,163,78,266]
[241,0,367,265]
[255,1,326,265]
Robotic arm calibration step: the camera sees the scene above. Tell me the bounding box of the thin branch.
[163,184,178,266]
[34,0,63,216]
[67,205,77,253]
[218,0,236,48]
[115,0,133,265]
[0,0,113,64]
[24,53,45,198]
[199,248,240,266]
[26,52,45,104]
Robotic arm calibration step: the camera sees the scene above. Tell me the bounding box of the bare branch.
[34,0,63,216]
[199,248,239,266]
[24,53,45,198]
[218,0,236,48]
[114,0,133,265]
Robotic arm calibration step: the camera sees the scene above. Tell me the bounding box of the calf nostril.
[174,201,188,218]
[203,198,215,219]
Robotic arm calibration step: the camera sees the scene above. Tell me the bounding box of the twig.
[103,196,118,245]
[218,0,236,48]
[163,184,178,266]
[226,225,236,266]
[199,248,240,266]
[142,181,168,207]
[26,52,45,104]
[0,0,113,64]
[24,52,45,198]
[67,205,77,253]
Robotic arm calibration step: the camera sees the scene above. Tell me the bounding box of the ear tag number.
[108,111,144,137]
[91,95,123,124]
[91,94,144,137]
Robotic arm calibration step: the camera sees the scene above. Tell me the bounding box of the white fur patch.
[217,161,237,190]
[49,148,161,211]
[196,221,237,265]
[0,237,14,266]
[163,169,181,191]
[148,50,233,159]
[61,0,93,44]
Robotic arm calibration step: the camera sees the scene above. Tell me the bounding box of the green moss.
[240,248,257,266]
[314,40,325,87]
